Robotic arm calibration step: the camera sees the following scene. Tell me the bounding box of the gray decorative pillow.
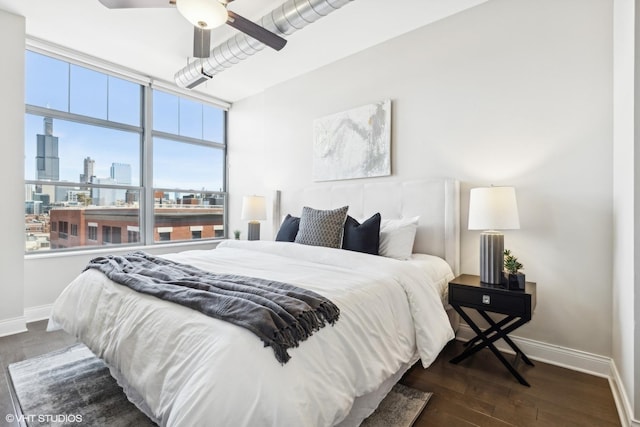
[294,206,349,248]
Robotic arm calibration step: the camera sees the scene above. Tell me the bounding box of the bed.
[48,178,460,427]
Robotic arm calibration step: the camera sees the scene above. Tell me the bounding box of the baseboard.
[0,306,51,337]
[0,316,27,338]
[609,359,640,427]
[24,304,53,323]
[456,324,611,377]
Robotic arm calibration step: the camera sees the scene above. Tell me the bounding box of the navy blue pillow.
[275,214,300,242]
[342,213,381,255]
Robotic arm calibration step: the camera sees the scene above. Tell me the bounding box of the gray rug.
[363,383,432,427]
[8,344,431,427]
[8,344,155,426]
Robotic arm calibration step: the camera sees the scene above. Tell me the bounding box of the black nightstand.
[448,274,537,386]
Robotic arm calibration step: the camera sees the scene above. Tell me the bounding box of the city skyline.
[25,51,226,192]
[25,114,225,192]
[33,117,134,192]
[25,113,140,187]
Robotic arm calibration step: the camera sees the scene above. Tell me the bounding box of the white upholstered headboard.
[279,178,460,275]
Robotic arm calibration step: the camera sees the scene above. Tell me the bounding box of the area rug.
[8,344,431,427]
[362,383,432,427]
[7,344,155,426]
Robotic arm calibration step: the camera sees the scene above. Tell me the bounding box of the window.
[128,229,140,243]
[26,52,141,125]
[102,226,112,244]
[192,230,202,239]
[88,225,98,241]
[24,51,227,252]
[58,221,68,239]
[112,227,122,244]
[152,90,226,244]
[25,114,141,185]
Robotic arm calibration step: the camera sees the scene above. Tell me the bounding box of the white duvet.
[49,240,454,427]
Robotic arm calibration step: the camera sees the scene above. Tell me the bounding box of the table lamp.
[468,186,520,285]
[241,195,267,241]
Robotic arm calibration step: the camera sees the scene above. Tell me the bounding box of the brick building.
[49,206,224,250]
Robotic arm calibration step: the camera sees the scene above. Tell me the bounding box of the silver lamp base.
[247,221,261,241]
[479,231,504,284]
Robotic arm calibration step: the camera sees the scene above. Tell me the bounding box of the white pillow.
[379,216,420,260]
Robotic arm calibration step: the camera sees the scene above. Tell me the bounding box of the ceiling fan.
[98,0,287,58]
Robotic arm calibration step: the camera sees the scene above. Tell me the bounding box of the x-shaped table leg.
[463,315,512,348]
[476,310,534,366]
[449,304,531,386]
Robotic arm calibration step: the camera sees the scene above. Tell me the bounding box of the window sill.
[24,238,224,260]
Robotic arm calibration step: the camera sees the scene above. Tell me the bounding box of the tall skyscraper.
[110,163,131,185]
[80,157,95,183]
[36,117,59,181]
[111,163,132,205]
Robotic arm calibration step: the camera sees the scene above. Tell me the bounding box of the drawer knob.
[482,295,491,304]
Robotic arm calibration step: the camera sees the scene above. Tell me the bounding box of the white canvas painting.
[313,99,391,182]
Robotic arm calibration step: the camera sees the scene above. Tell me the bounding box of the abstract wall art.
[312,99,391,182]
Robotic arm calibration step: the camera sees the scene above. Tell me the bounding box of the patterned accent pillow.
[294,206,349,248]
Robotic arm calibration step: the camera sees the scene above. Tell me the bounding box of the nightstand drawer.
[449,286,527,317]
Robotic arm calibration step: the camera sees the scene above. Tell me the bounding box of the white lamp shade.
[176,0,228,29]
[241,195,267,221]
[468,186,520,230]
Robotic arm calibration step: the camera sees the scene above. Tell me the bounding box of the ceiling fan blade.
[193,27,211,58]
[226,11,287,51]
[98,0,173,8]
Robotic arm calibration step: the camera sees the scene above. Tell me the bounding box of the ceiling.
[0,0,488,103]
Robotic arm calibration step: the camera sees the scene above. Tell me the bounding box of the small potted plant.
[233,230,241,240]
[503,249,525,290]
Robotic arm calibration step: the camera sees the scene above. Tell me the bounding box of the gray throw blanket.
[84,251,340,364]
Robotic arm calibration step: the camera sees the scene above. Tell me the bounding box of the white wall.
[229,0,614,357]
[613,0,639,421]
[0,10,26,335]
[23,241,219,318]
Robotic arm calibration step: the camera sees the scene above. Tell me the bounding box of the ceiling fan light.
[176,0,228,29]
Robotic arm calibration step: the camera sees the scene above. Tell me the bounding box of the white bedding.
[407,253,455,305]
[49,240,454,427]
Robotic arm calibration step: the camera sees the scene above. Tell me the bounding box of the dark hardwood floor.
[0,321,621,427]
[401,340,621,427]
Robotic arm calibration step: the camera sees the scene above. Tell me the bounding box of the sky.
[24,51,225,192]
